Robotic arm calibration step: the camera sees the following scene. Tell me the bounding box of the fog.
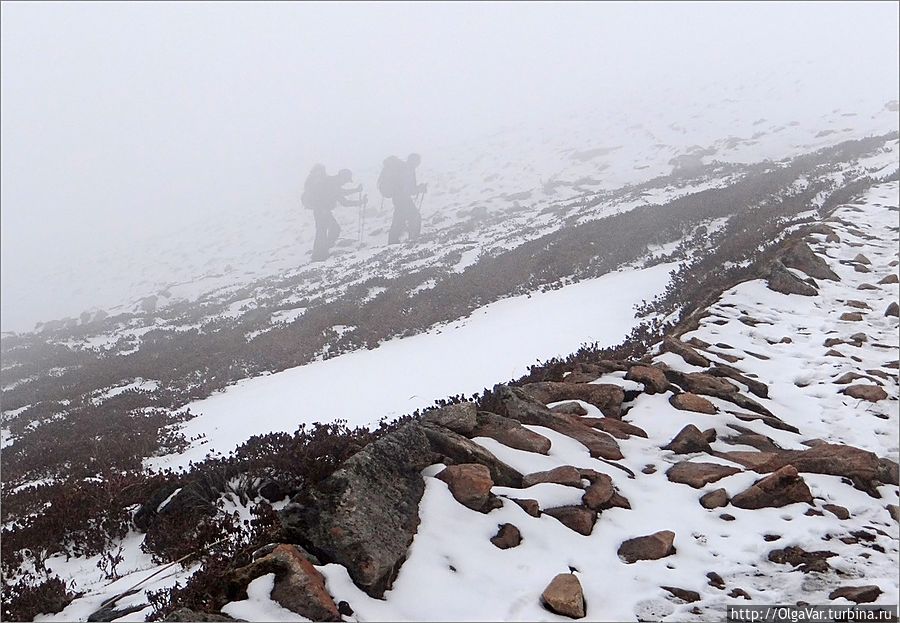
[2,1,898,332]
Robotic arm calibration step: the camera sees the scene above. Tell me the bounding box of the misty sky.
[2,1,898,332]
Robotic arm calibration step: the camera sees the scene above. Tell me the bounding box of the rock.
[767,260,818,296]
[852,253,872,265]
[729,588,751,600]
[490,523,522,549]
[839,312,864,321]
[544,506,597,535]
[625,365,670,393]
[854,264,870,273]
[707,365,770,399]
[662,424,714,454]
[877,274,898,284]
[509,498,541,517]
[667,462,741,488]
[842,384,888,402]
[581,474,615,510]
[825,349,845,357]
[721,428,781,453]
[822,504,850,520]
[887,505,899,522]
[522,465,584,488]
[731,466,813,509]
[472,411,552,454]
[279,422,437,597]
[669,393,718,414]
[550,401,588,416]
[258,480,286,503]
[133,482,182,532]
[422,402,477,435]
[849,332,868,343]
[846,300,871,309]
[782,241,840,281]
[541,574,586,619]
[706,572,726,589]
[520,381,625,417]
[700,488,729,509]
[437,464,498,512]
[563,371,603,384]
[163,609,236,622]
[591,417,649,439]
[886,302,899,317]
[858,283,879,291]
[752,443,899,496]
[493,385,623,460]
[829,586,882,604]
[824,337,845,347]
[642,464,657,474]
[661,586,701,603]
[89,605,149,622]
[421,422,523,487]
[227,544,341,621]
[617,531,676,563]
[664,370,739,398]
[662,337,710,367]
[833,371,880,385]
[768,546,836,573]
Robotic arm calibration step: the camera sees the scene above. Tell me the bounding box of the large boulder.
[279,422,437,597]
[421,422,523,488]
[664,370,739,398]
[669,392,718,414]
[472,411,552,454]
[829,586,883,604]
[707,365,769,398]
[782,240,840,281]
[625,365,670,394]
[661,337,710,367]
[422,402,477,435]
[841,384,888,402]
[541,574,586,619]
[436,464,498,512]
[731,465,813,509]
[767,260,818,296]
[522,465,584,488]
[666,462,741,488]
[662,424,715,454]
[617,531,676,563]
[520,382,625,417]
[492,385,623,460]
[544,506,597,535]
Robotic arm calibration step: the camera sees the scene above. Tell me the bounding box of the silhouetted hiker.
[302,165,364,261]
[380,153,427,244]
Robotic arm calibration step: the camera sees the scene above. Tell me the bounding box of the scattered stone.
[472,411,552,454]
[782,241,840,281]
[662,336,710,367]
[550,401,589,416]
[878,274,899,284]
[823,337,845,347]
[541,573,586,619]
[520,381,625,417]
[581,474,615,510]
[763,534,781,542]
[841,384,888,402]
[853,264,871,273]
[829,586,882,604]
[591,417,649,439]
[804,508,824,517]
[618,531,676,563]
[852,253,872,265]
[661,586,701,603]
[642,464,657,474]
[845,300,871,309]
[522,465,584,488]
[490,523,522,549]
[707,365,769,399]
[887,505,899,522]
[839,312,864,322]
[729,588,751,600]
[768,546,836,573]
[422,422,523,487]
[423,402,478,435]
[669,392,718,414]
[663,424,715,454]
[664,370,739,398]
[823,504,850,520]
[667,462,741,488]
[509,498,541,517]
[719,513,736,521]
[625,365,670,393]
[886,302,899,317]
[227,544,341,621]
[563,371,602,384]
[834,372,882,385]
[731,466,813,509]
[706,572,726,589]
[544,506,597,536]
[825,349,845,357]
[436,464,499,512]
[700,488,729,509]
[767,260,818,296]
[857,283,879,291]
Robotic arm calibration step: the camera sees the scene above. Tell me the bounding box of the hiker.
[302,165,365,261]
[380,153,427,244]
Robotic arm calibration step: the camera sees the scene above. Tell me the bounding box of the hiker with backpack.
[380,153,427,244]
[301,165,365,262]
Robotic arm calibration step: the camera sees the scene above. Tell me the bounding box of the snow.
[147,262,677,471]
[222,574,311,622]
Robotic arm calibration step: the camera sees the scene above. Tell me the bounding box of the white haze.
[1,1,898,332]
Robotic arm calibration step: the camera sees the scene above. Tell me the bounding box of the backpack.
[301,170,329,210]
[377,156,406,199]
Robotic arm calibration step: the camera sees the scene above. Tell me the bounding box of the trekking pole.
[357,189,363,243]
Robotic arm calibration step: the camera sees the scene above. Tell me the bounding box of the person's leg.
[326,210,340,248]
[388,198,406,244]
[311,209,328,261]
[408,204,422,241]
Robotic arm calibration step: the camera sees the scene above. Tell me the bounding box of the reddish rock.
[522,465,584,488]
[422,402,477,435]
[845,300,871,309]
[662,337,711,367]
[707,365,769,399]
[822,504,850,520]
[665,370,739,398]
[509,498,541,517]
[829,586,882,604]
[706,572,726,589]
[520,381,625,417]
[544,506,597,536]
[768,546,836,573]
[887,505,899,522]
[666,462,741,488]
[581,474,615,510]
[669,392,718,414]
[878,274,899,285]
[842,384,889,402]
[617,530,676,563]
[436,464,497,512]
[490,523,522,549]
[839,312,864,321]
[550,401,589,416]
[591,417,649,439]
[661,586,701,603]
[699,488,729,509]
[731,466,813,509]
[473,411,552,454]
[663,424,714,454]
[729,588,751,600]
[625,365,670,393]
[712,451,781,471]
[541,573,586,619]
